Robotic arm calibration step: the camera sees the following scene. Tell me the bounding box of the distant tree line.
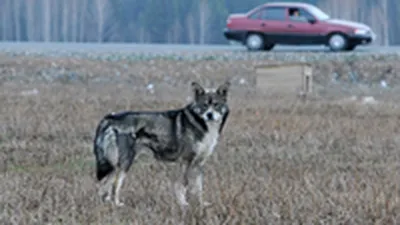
[0,0,397,45]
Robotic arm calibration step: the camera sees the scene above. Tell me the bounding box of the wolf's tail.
[93,117,115,181]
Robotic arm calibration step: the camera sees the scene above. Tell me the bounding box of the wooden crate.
[255,63,313,94]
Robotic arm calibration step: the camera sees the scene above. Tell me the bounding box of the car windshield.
[307,5,330,20]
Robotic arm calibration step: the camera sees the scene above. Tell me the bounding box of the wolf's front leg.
[192,171,211,207]
[186,165,211,208]
[174,182,189,208]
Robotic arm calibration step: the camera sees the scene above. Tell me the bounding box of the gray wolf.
[92,81,231,208]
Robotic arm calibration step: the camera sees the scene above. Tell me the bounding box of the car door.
[257,6,289,44]
[284,7,326,44]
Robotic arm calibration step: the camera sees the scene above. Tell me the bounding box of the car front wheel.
[345,44,356,51]
[328,33,348,51]
[264,43,275,51]
[245,33,265,51]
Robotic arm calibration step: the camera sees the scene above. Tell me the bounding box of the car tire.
[328,33,348,52]
[344,44,356,51]
[263,43,275,51]
[245,33,265,51]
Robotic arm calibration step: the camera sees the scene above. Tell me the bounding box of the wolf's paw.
[178,198,189,207]
[100,192,112,203]
[115,200,125,207]
[202,201,212,207]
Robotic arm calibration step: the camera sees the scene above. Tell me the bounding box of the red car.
[223,2,376,51]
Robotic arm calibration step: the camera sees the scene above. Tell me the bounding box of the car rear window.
[249,10,262,20]
[261,7,286,21]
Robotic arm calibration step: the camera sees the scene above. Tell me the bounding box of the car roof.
[245,2,315,16]
[263,2,314,8]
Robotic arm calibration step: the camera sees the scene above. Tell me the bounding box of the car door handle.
[288,24,295,28]
[261,23,266,27]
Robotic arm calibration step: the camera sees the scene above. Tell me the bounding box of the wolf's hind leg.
[170,162,190,223]
[172,163,189,209]
[98,171,116,202]
[113,132,136,207]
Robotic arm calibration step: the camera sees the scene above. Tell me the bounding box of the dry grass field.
[0,55,400,225]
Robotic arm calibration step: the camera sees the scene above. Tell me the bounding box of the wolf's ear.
[216,81,230,99]
[191,82,205,97]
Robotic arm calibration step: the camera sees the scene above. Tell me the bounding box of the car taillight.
[226,18,231,25]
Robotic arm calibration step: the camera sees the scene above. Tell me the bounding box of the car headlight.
[354,29,369,35]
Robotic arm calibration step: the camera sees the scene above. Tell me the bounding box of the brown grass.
[1,57,400,225]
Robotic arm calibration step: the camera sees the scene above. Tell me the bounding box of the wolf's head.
[189,81,230,123]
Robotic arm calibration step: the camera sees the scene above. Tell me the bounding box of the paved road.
[0,41,398,54]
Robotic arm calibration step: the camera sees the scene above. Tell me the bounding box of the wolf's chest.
[194,124,220,162]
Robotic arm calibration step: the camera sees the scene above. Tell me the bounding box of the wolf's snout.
[206,112,213,120]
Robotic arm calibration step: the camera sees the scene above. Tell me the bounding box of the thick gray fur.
[93,81,230,207]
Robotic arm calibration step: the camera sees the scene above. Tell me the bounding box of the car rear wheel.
[263,43,275,51]
[245,33,264,51]
[328,33,348,51]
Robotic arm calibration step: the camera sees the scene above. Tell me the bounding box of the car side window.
[288,7,315,22]
[249,10,262,20]
[261,7,286,21]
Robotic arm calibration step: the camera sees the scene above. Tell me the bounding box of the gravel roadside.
[0,49,399,100]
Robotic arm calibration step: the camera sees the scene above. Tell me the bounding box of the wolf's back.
[93,117,116,181]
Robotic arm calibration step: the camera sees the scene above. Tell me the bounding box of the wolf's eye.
[220,106,227,114]
[193,107,201,113]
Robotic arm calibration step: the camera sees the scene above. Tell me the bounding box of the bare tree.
[51,1,61,42]
[170,20,181,43]
[25,0,36,41]
[61,0,69,41]
[138,26,147,43]
[341,0,353,20]
[388,0,400,44]
[198,0,210,44]
[71,0,78,42]
[79,0,88,42]
[43,0,51,41]
[1,0,10,40]
[13,0,22,41]
[186,13,196,44]
[95,0,113,42]
[380,0,389,46]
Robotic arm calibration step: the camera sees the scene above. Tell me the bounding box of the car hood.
[324,19,370,30]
